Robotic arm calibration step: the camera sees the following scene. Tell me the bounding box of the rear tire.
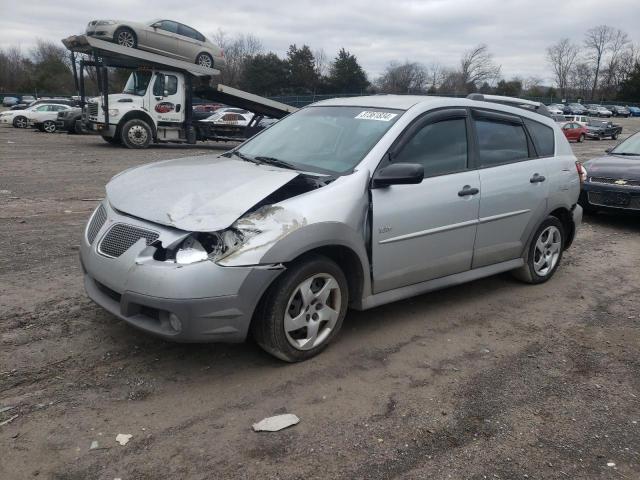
[43,120,56,133]
[120,119,152,149]
[512,216,565,284]
[114,28,137,48]
[13,116,27,128]
[611,132,618,140]
[252,255,349,362]
[195,52,213,68]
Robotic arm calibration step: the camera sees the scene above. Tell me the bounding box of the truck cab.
[87,69,191,147]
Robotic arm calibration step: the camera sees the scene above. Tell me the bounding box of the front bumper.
[85,25,117,40]
[580,182,640,211]
[80,201,283,342]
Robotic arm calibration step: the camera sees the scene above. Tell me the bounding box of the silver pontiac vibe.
[80,95,583,362]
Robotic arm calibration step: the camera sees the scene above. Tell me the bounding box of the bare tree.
[601,29,631,94]
[375,61,428,93]
[569,62,594,100]
[313,48,328,78]
[211,29,263,87]
[459,44,501,90]
[546,38,579,98]
[584,25,615,99]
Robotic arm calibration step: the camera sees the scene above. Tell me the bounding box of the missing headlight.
[168,229,255,265]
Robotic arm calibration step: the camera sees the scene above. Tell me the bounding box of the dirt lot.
[1,118,639,480]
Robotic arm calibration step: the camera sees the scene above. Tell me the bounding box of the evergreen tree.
[327,48,369,93]
[618,62,640,101]
[241,53,288,96]
[285,44,318,93]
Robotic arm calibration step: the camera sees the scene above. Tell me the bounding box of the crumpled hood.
[584,155,640,180]
[107,155,299,232]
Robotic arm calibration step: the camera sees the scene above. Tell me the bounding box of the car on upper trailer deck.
[85,18,225,69]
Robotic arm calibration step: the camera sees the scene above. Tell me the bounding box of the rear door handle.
[458,185,479,197]
[530,173,546,183]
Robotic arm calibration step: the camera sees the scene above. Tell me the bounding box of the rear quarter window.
[524,119,555,157]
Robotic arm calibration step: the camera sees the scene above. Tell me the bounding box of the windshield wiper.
[227,150,259,164]
[254,156,298,170]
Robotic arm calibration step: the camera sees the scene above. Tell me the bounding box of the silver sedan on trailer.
[85,18,225,69]
[80,95,582,362]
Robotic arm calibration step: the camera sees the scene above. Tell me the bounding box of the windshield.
[611,132,640,156]
[123,71,152,96]
[236,106,403,174]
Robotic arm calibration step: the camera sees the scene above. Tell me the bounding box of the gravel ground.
[1,118,639,480]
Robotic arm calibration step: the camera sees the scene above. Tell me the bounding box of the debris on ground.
[0,414,19,427]
[0,405,16,414]
[252,414,300,432]
[606,462,616,467]
[90,440,99,450]
[115,433,132,445]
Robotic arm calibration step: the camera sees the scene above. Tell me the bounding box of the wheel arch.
[548,206,576,249]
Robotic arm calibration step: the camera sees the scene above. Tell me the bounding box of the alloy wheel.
[43,121,56,133]
[284,273,342,351]
[533,226,562,277]
[197,54,212,68]
[15,117,27,128]
[117,31,135,48]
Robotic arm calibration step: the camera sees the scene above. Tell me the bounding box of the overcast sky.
[3,0,640,84]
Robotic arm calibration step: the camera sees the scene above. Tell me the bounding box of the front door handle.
[458,185,479,197]
[530,173,546,183]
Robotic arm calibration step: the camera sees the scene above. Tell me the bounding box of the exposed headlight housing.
[173,228,258,265]
[95,20,116,25]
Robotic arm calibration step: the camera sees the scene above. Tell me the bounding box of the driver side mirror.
[151,22,161,28]
[372,163,424,188]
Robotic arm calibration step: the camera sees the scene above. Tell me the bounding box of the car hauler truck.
[62,35,297,148]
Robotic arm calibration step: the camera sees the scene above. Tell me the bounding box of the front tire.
[120,119,152,149]
[195,52,213,68]
[512,216,564,284]
[252,255,349,362]
[611,132,618,140]
[578,133,585,143]
[114,28,137,48]
[13,116,27,128]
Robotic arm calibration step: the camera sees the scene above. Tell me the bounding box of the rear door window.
[474,117,529,167]
[178,24,198,40]
[524,119,555,157]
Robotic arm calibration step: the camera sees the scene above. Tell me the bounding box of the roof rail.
[467,93,551,118]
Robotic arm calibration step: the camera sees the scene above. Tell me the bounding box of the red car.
[561,121,588,143]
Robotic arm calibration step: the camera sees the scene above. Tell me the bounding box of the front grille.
[88,103,98,116]
[588,192,640,210]
[589,176,640,187]
[87,204,107,244]
[98,223,159,258]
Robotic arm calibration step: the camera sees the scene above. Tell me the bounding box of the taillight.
[575,161,587,183]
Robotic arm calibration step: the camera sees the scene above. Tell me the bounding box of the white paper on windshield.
[355,111,398,121]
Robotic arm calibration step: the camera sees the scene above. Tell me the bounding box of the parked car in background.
[603,105,630,117]
[56,107,83,134]
[564,103,586,115]
[563,114,589,126]
[628,106,640,117]
[193,103,224,113]
[585,120,622,140]
[579,131,640,214]
[26,104,74,133]
[10,98,78,111]
[2,96,19,107]
[0,103,73,129]
[85,19,225,68]
[20,95,36,104]
[560,122,588,143]
[79,95,582,361]
[551,114,566,122]
[201,111,254,127]
[547,104,564,115]
[585,104,613,117]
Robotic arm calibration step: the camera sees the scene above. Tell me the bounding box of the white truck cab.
[88,69,191,147]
